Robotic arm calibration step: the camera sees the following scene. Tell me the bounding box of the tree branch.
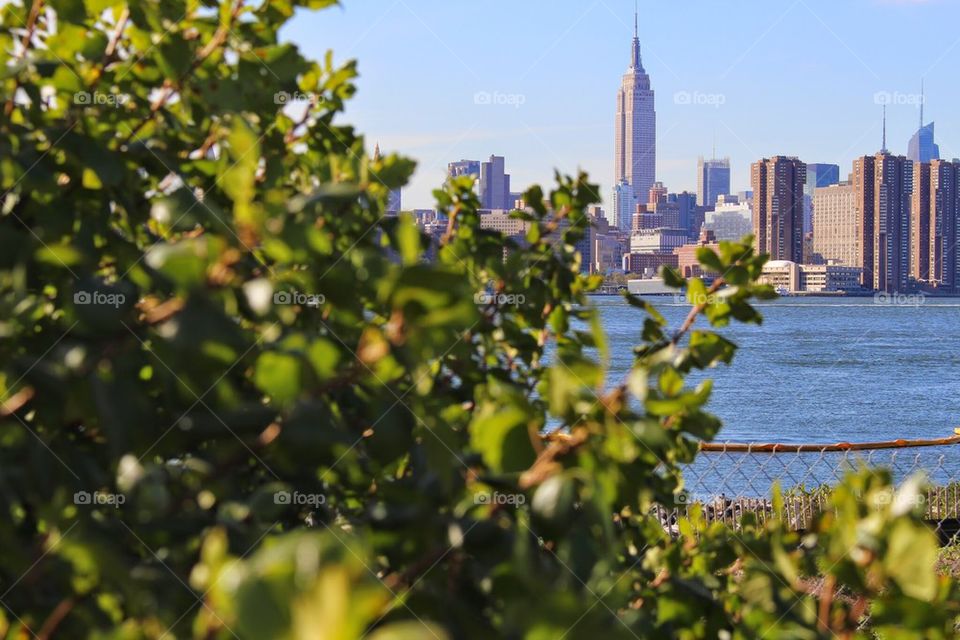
[4,0,43,117]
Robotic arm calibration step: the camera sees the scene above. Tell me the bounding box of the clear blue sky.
[281,0,960,210]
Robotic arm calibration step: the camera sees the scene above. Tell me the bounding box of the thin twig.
[121,0,245,145]
[38,596,76,640]
[4,0,43,117]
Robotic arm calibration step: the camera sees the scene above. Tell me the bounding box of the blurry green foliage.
[0,1,957,638]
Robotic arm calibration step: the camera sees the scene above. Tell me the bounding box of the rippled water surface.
[594,295,960,445]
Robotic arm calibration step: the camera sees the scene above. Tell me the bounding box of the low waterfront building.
[760,260,863,293]
[626,278,674,296]
[759,260,801,292]
[800,263,863,292]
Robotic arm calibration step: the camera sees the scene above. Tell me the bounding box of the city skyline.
[284,0,960,209]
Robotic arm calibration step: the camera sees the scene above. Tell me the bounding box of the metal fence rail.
[658,433,960,541]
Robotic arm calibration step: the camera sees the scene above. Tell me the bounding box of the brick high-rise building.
[751,157,806,262]
[913,162,932,283]
[912,159,960,290]
[648,181,668,206]
[853,152,912,293]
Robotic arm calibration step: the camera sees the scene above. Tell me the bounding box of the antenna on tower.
[881,105,887,153]
[634,0,638,38]
[920,78,925,129]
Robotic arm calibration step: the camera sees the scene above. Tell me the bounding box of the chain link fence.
[656,435,960,542]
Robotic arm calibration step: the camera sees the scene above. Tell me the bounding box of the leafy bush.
[0,1,957,638]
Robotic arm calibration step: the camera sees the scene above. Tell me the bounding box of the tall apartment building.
[696,157,731,207]
[811,182,858,267]
[751,156,806,262]
[911,159,960,290]
[480,155,511,210]
[614,12,656,202]
[853,152,912,293]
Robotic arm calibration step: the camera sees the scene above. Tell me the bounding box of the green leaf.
[395,214,421,265]
[696,247,724,273]
[469,404,536,473]
[306,338,340,381]
[884,520,938,601]
[254,351,302,405]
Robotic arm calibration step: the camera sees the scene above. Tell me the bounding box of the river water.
[592,295,960,494]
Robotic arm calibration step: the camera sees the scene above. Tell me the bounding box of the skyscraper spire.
[630,2,643,71]
[881,105,887,153]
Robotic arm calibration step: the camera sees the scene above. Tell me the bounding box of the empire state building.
[615,13,656,205]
